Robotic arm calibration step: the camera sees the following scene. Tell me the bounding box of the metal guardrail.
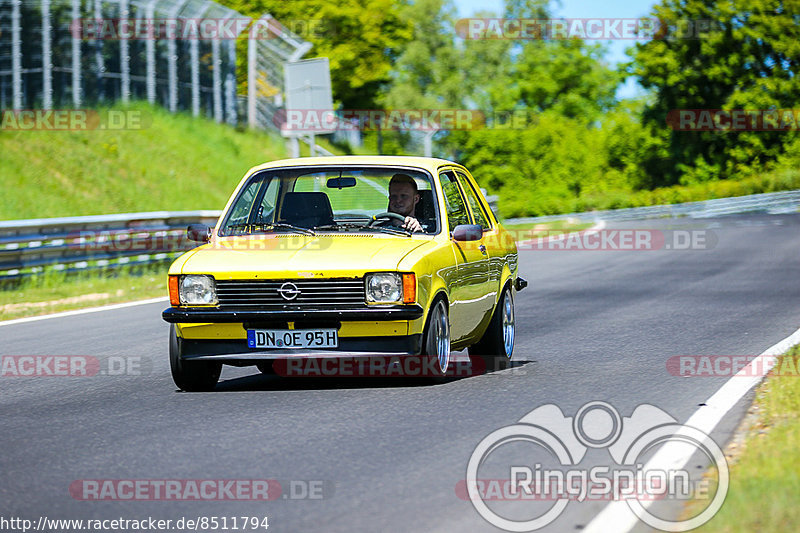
[0,211,221,279]
[1,189,798,279]
[503,189,800,225]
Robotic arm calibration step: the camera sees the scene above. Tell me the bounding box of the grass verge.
[0,101,287,219]
[0,266,168,321]
[686,343,800,532]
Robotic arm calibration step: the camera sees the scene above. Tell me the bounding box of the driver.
[385,173,423,232]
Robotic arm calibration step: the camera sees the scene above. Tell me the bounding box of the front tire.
[422,298,451,378]
[469,285,515,372]
[169,325,222,391]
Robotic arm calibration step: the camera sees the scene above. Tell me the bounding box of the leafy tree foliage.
[629,0,800,186]
[221,0,413,108]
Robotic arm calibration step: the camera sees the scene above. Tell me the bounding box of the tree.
[221,0,413,109]
[629,0,800,186]
[380,0,463,109]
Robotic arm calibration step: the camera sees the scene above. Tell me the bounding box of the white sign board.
[283,57,335,135]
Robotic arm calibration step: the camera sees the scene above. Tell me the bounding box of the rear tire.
[422,298,451,379]
[468,285,515,373]
[169,325,222,391]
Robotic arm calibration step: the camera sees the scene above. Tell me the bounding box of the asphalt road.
[2,213,799,533]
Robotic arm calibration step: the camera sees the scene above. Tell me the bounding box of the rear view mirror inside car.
[326,177,357,189]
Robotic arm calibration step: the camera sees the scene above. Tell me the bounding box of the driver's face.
[388,182,419,217]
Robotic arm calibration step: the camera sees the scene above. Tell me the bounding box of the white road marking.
[0,297,169,327]
[583,324,800,533]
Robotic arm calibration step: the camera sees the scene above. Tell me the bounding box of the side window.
[226,179,261,225]
[439,171,470,232]
[254,179,280,223]
[456,172,491,230]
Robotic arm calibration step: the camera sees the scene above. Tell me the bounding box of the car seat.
[278,192,335,229]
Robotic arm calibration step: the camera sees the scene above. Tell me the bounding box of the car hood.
[180,234,431,278]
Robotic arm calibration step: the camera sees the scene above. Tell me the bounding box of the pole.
[42,0,53,109]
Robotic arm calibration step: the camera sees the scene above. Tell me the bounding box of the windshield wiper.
[222,222,315,236]
[256,222,316,236]
[367,225,412,237]
[313,223,366,231]
[315,222,412,236]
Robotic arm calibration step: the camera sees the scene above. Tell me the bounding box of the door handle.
[479,244,487,255]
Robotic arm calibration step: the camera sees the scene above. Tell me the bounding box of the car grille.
[215,278,366,309]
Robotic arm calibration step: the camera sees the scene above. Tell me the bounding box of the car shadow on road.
[209,359,535,392]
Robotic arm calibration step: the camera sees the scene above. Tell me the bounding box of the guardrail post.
[42,0,53,109]
[71,0,82,107]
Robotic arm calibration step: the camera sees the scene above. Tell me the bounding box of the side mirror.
[452,224,483,242]
[187,224,211,243]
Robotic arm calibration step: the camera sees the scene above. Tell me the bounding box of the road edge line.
[0,297,169,327]
[582,324,800,533]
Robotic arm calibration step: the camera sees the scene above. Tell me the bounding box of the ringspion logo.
[463,401,728,531]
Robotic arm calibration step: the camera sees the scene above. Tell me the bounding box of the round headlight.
[366,273,402,304]
[179,275,218,305]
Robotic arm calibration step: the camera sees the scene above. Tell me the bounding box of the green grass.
[686,344,800,532]
[0,265,168,321]
[0,101,288,219]
[0,101,290,320]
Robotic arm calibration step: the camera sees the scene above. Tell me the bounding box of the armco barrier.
[1,189,798,279]
[0,211,221,279]
[503,189,800,225]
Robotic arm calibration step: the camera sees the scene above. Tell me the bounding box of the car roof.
[245,155,463,177]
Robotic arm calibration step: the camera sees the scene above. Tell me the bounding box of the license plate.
[247,329,339,349]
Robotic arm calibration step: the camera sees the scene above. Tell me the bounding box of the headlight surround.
[365,273,403,304]
[179,275,218,305]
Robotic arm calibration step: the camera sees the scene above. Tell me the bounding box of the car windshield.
[218,166,439,236]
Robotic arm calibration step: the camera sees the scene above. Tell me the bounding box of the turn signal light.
[402,273,416,304]
[168,275,180,306]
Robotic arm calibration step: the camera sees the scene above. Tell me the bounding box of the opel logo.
[278,282,301,301]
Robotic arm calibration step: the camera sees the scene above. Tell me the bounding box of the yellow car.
[162,156,526,390]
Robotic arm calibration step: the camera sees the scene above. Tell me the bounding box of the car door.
[439,169,491,343]
[455,169,503,291]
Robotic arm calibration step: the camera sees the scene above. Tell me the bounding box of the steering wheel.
[367,212,406,226]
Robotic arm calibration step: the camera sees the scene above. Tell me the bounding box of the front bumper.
[162,305,424,323]
[177,334,423,361]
